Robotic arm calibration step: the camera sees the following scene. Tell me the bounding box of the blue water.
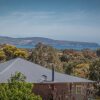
[54,45,100,50]
[16,45,34,49]
[16,45,100,50]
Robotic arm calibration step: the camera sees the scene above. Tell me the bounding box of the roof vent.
[41,75,47,82]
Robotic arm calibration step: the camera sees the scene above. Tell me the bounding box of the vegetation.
[0,50,6,62]
[0,43,100,96]
[0,72,42,100]
[96,48,100,57]
[0,44,29,61]
[0,43,100,77]
[89,59,100,81]
[30,43,63,71]
[0,43,99,78]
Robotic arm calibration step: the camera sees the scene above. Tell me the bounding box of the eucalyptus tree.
[30,43,63,71]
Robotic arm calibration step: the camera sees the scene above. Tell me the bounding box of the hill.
[0,36,99,49]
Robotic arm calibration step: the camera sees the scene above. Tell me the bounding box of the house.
[0,58,95,100]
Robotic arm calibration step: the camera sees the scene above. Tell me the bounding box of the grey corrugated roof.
[0,59,15,73]
[0,58,94,83]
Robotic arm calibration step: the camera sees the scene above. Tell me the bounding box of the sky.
[0,0,100,43]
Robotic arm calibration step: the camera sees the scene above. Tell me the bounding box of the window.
[76,86,82,94]
[71,85,75,94]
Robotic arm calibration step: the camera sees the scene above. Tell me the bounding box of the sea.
[16,45,100,50]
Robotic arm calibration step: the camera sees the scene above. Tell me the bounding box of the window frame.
[76,85,82,94]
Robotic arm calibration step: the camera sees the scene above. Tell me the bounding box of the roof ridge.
[0,58,19,75]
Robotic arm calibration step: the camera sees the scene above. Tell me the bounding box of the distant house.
[0,58,95,100]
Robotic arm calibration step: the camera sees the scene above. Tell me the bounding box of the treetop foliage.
[0,72,42,100]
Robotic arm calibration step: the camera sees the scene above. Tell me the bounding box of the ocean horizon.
[16,45,100,50]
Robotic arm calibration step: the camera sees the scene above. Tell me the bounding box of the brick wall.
[32,83,93,100]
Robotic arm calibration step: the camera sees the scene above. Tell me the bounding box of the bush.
[0,72,42,100]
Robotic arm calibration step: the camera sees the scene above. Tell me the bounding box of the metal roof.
[0,58,94,83]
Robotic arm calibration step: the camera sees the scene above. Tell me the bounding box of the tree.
[82,49,96,59]
[0,50,6,62]
[74,63,89,78]
[9,72,26,83]
[30,43,63,72]
[0,72,42,100]
[89,59,100,81]
[63,62,75,75]
[60,55,69,62]
[14,49,29,59]
[2,44,29,60]
[3,45,17,60]
[89,59,100,97]
[96,48,100,57]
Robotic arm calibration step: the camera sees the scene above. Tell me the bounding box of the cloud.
[0,11,100,43]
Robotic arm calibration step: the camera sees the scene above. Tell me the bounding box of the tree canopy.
[0,50,6,62]
[30,43,63,71]
[89,59,100,81]
[0,72,42,100]
[0,44,29,61]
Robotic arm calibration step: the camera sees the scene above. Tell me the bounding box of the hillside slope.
[0,36,99,49]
